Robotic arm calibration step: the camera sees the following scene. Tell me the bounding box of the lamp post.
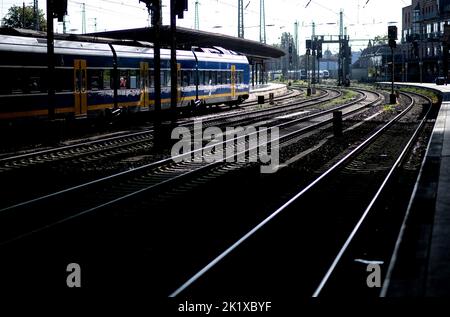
[438,59,442,77]
[306,48,311,96]
[405,62,408,82]
[46,0,55,120]
[391,45,395,103]
[419,60,423,83]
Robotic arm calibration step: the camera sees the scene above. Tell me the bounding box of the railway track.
[166,91,434,297]
[0,88,383,246]
[0,87,338,173]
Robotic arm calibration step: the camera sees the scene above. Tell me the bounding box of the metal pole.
[306,51,311,96]
[81,3,86,34]
[391,47,394,93]
[46,0,55,120]
[147,0,162,124]
[390,47,396,104]
[22,2,25,28]
[170,0,177,114]
[312,48,316,86]
[420,61,423,83]
[34,0,39,30]
[259,0,266,43]
[63,15,67,34]
[402,51,405,82]
[238,0,244,38]
[194,0,199,30]
[294,21,298,78]
[317,57,320,84]
[252,62,255,87]
[405,62,408,82]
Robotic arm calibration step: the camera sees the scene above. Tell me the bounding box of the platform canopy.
[87,26,285,60]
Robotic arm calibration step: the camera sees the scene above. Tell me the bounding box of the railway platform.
[248,83,288,102]
[379,82,450,296]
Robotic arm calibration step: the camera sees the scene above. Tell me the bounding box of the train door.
[231,65,236,98]
[74,59,88,116]
[140,62,149,107]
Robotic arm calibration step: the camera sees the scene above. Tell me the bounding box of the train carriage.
[0,32,250,121]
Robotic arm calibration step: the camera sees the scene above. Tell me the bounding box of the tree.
[373,35,388,46]
[2,5,46,31]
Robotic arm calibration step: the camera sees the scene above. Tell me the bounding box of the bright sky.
[0,0,408,52]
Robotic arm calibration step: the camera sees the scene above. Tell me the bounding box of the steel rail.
[0,88,334,169]
[0,89,382,246]
[312,93,432,297]
[169,92,415,297]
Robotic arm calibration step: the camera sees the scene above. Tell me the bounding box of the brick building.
[401,0,450,82]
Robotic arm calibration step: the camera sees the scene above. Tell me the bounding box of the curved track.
[0,87,383,245]
[0,87,340,172]
[166,91,434,297]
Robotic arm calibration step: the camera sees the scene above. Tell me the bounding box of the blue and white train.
[0,33,250,121]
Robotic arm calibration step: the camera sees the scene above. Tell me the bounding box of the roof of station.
[0,26,284,60]
[87,26,285,60]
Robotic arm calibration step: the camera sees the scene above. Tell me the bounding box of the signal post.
[388,25,397,104]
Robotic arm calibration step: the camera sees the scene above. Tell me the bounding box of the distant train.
[285,69,330,81]
[0,32,250,121]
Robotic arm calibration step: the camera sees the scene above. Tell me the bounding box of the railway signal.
[306,39,312,49]
[53,0,67,22]
[317,41,323,59]
[388,26,398,41]
[175,0,188,19]
[388,26,397,104]
[388,26,397,49]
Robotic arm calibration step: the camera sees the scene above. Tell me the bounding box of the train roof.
[0,31,248,64]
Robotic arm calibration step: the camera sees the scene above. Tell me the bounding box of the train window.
[55,69,72,92]
[182,70,189,87]
[206,71,212,85]
[189,71,196,86]
[160,71,165,87]
[217,72,223,85]
[27,76,41,93]
[161,70,171,87]
[0,70,9,94]
[199,71,205,86]
[149,69,154,87]
[166,71,171,86]
[103,70,111,89]
[11,69,25,94]
[89,70,102,91]
[22,69,45,93]
[203,71,208,85]
[226,71,231,85]
[129,70,139,89]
